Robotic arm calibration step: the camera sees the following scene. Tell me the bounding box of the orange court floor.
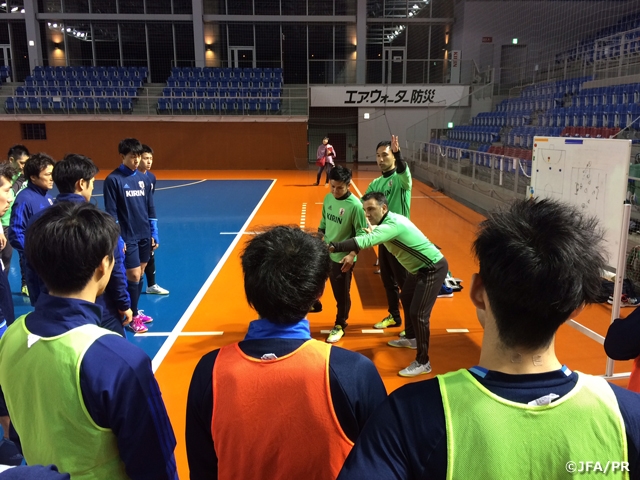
[131,168,632,479]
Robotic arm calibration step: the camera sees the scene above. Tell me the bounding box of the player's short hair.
[376,140,391,151]
[141,144,153,155]
[361,191,388,207]
[26,202,119,295]
[7,144,29,161]
[241,226,331,325]
[473,198,606,350]
[118,138,144,156]
[23,153,56,182]
[323,136,329,141]
[0,163,16,184]
[53,154,99,194]
[329,164,352,184]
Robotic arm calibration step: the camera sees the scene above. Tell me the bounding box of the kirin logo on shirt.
[339,208,345,216]
[138,181,145,189]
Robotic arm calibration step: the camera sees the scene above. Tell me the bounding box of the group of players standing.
[315,135,448,377]
[0,140,169,338]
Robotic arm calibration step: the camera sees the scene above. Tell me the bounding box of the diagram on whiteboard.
[537,148,566,195]
[571,162,607,220]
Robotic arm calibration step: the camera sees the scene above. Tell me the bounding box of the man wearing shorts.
[104,138,158,333]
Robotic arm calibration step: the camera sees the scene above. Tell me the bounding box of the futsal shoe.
[373,314,399,329]
[608,295,640,308]
[21,284,28,297]
[326,325,345,343]
[136,310,154,323]
[146,284,170,295]
[127,316,148,334]
[399,330,406,338]
[387,337,417,349]
[398,361,432,378]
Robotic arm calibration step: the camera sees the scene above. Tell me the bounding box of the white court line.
[92,179,207,197]
[361,329,385,334]
[413,195,448,199]
[137,331,224,337]
[151,179,277,372]
[446,329,470,333]
[320,330,332,334]
[220,231,258,235]
[351,181,363,198]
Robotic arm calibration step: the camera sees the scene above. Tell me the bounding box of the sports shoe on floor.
[136,310,154,323]
[399,330,406,338]
[21,284,28,297]
[312,182,319,186]
[399,361,432,377]
[127,316,148,334]
[374,314,399,329]
[309,300,323,313]
[437,292,454,298]
[0,438,23,466]
[326,325,345,343]
[146,284,170,295]
[388,337,417,349]
[608,295,640,308]
[374,269,381,274]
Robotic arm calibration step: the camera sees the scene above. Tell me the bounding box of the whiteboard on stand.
[530,137,631,268]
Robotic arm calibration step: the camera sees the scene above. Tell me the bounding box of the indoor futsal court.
[5,167,630,477]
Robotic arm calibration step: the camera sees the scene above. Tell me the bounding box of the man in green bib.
[0,202,178,480]
[318,165,368,343]
[338,199,640,480]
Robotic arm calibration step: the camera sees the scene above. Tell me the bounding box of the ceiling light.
[11,6,18,12]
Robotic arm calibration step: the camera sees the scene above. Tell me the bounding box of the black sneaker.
[309,300,323,313]
[0,438,23,466]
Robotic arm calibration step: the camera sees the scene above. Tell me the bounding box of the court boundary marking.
[91,179,207,197]
[151,178,277,372]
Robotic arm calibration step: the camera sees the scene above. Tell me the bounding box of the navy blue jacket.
[8,183,54,253]
[186,335,388,479]
[337,367,640,480]
[141,170,157,193]
[103,165,157,242]
[24,194,130,335]
[0,263,14,327]
[14,294,177,480]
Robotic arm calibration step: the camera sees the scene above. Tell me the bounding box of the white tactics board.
[530,137,631,267]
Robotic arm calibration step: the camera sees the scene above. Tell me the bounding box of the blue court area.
[7,179,273,361]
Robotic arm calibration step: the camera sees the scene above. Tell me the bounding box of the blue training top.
[103,165,157,242]
[8,182,54,253]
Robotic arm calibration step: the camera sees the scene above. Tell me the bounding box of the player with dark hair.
[366,135,412,333]
[186,226,386,479]
[103,138,157,333]
[318,165,368,343]
[8,153,55,298]
[0,145,29,283]
[25,154,132,336]
[0,202,177,479]
[338,199,640,480]
[330,191,447,377]
[313,136,336,186]
[138,144,169,295]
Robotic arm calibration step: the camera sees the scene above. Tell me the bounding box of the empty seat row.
[162,87,281,98]
[541,104,640,129]
[5,96,133,114]
[171,67,282,80]
[15,86,138,97]
[33,66,147,80]
[157,97,281,115]
[573,84,640,107]
[167,78,282,89]
[448,126,501,144]
[25,77,144,88]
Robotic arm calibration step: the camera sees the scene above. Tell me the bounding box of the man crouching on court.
[186,225,386,480]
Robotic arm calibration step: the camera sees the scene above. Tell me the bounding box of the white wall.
[452,1,640,78]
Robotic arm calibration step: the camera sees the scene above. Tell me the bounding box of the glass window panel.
[335,0,355,15]
[308,25,332,60]
[63,0,89,13]
[173,0,192,14]
[92,22,119,66]
[281,0,306,15]
[228,24,253,47]
[309,0,332,16]
[10,21,29,81]
[63,22,92,66]
[146,0,171,14]
[90,0,117,13]
[174,23,195,67]
[203,0,225,15]
[255,0,279,15]
[118,0,143,13]
[40,0,61,12]
[282,24,306,83]
[0,22,9,44]
[228,0,252,15]
[120,22,146,67]
[147,22,173,82]
[255,24,281,69]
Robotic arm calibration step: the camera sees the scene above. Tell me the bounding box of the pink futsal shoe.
[126,316,148,334]
[136,310,154,324]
